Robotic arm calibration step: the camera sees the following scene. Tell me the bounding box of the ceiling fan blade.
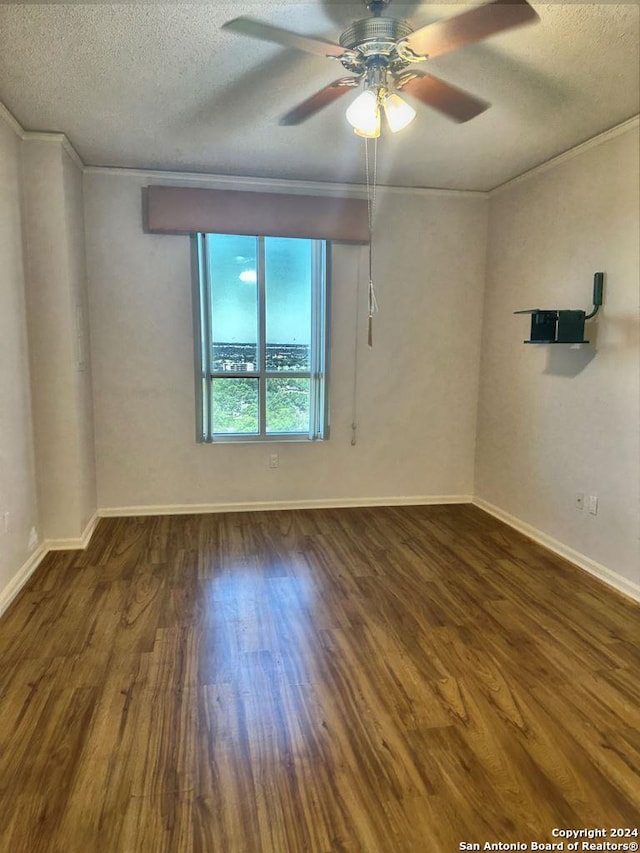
[397,72,490,122]
[280,78,360,125]
[222,17,347,59]
[403,0,540,60]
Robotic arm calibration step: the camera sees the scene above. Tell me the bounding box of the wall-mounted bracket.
[515,272,604,344]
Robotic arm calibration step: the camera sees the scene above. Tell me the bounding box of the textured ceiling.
[0,2,638,190]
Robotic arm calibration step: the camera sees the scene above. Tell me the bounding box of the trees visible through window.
[194,234,329,441]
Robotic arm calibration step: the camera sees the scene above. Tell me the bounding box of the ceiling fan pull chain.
[368,279,379,348]
[365,137,379,348]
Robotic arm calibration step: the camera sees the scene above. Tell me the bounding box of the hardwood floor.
[0,504,638,852]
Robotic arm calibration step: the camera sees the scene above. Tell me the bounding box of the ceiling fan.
[222,0,540,137]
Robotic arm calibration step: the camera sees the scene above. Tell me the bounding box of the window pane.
[207,234,258,373]
[212,378,259,434]
[265,238,311,372]
[266,378,310,434]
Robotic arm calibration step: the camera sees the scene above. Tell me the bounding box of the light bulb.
[383,93,416,133]
[346,90,381,139]
[353,121,381,139]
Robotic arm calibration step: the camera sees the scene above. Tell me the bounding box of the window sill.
[197,435,328,445]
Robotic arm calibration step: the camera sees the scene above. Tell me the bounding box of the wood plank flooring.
[0,504,638,852]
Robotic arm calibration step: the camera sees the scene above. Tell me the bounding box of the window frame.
[192,233,330,443]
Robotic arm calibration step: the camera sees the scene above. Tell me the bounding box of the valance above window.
[144,185,369,244]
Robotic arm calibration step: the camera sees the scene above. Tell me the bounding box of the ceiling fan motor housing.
[339,17,415,73]
[340,16,413,50]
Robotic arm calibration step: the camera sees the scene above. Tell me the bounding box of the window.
[194,233,330,442]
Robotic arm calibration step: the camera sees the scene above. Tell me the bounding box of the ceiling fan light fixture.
[353,120,381,139]
[383,92,416,133]
[346,89,381,138]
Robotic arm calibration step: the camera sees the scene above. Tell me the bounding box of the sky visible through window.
[207,233,311,348]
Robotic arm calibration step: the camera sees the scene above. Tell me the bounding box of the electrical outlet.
[575,493,584,510]
[28,527,39,550]
[269,453,279,469]
[589,495,598,515]
[2,512,9,534]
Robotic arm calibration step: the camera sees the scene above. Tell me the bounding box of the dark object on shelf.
[515,272,604,344]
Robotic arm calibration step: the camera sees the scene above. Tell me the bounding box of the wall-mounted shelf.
[515,273,604,344]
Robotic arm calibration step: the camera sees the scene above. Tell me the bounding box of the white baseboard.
[0,499,469,619]
[45,512,100,551]
[98,495,472,518]
[0,512,100,619]
[0,544,48,618]
[473,497,640,603]
[5,500,634,623]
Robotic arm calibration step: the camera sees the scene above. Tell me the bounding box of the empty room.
[0,1,639,850]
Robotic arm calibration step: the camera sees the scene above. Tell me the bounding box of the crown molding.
[38,114,640,197]
[0,101,85,171]
[21,131,84,172]
[3,97,637,198]
[0,102,24,139]
[82,165,487,200]
[490,114,640,197]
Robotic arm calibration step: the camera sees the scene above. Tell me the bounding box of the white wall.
[83,172,488,510]
[0,115,97,610]
[475,126,640,589]
[21,140,97,540]
[0,112,40,603]
[3,95,637,611]
[62,148,97,533]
